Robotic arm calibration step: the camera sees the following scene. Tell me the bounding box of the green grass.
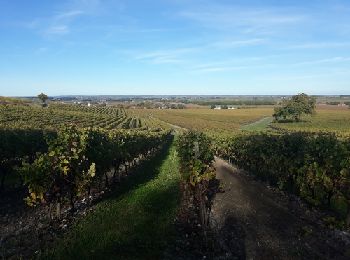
[240,117,273,132]
[40,140,181,260]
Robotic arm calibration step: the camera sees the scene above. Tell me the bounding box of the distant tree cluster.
[195,100,276,106]
[273,93,316,122]
[136,101,185,109]
[326,101,340,105]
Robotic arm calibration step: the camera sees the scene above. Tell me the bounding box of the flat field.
[134,106,350,136]
[133,107,273,134]
[271,107,350,136]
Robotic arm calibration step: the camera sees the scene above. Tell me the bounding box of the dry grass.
[271,108,350,136]
[134,106,350,136]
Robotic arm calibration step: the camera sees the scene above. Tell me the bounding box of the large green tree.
[273,93,316,122]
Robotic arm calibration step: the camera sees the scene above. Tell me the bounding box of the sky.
[0,0,350,96]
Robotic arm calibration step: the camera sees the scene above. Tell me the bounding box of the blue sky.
[1,0,350,96]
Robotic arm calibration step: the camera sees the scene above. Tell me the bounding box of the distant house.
[214,106,221,110]
[87,102,91,107]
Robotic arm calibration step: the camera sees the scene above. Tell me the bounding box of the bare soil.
[211,158,350,260]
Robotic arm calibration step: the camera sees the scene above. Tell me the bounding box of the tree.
[37,93,48,106]
[273,93,316,122]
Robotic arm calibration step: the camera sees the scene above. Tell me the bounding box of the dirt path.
[211,158,350,260]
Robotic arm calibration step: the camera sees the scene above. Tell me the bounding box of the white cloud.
[65,0,103,14]
[133,48,199,64]
[43,9,85,36]
[179,5,307,35]
[23,0,104,37]
[127,37,267,66]
[284,42,350,49]
[192,65,251,73]
[42,9,85,36]
[210,38,267,48]
[55,10,85,20]
[291,57,350,66]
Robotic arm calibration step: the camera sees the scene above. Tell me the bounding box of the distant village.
[45,95,350,110]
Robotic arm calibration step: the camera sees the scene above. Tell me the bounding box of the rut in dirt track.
[211,158,350,260]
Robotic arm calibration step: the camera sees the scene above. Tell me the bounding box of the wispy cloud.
[210,38,267,48]
[192,65,252,73]
[192,56,350,73]
[179,5,307,35]
[134,48,197,64]
[261,68,350,82]
[291,56,350,66]
[127,37,267,66]
[43,9,85,36]
[191,62,277,73]
[23,0,103,37]
[190,56,265,72]
[284,42,350,49]
[45,25,70,35]
[55,10,85,20]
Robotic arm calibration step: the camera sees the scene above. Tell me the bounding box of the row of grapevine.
[49,104,126,117]
[122,117,142,129]
[215,132,350,225]
[0,129,55,190]
[0,104,139,131]
[2,126,171,216]
[176,131,216,228]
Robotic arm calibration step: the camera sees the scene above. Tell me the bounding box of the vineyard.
[134,106,350,136]
[214,132,350,226]
[3,0,350,256]
[134,107,273,134]
[146,106,350,227]
[0,103,168,130]
[271,108,350,136]
[1,101,350,258]
[0,102,171,190]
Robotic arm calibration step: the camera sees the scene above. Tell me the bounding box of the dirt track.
[211,158,350,260]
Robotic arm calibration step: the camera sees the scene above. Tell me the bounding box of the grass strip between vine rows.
[40,140,181,260]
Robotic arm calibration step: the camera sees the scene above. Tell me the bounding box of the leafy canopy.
[37,93,48,104]
[273,93,316,122]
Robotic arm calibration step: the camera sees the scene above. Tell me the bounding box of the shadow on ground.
[212,158,350,260]
[40,139,181,260]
